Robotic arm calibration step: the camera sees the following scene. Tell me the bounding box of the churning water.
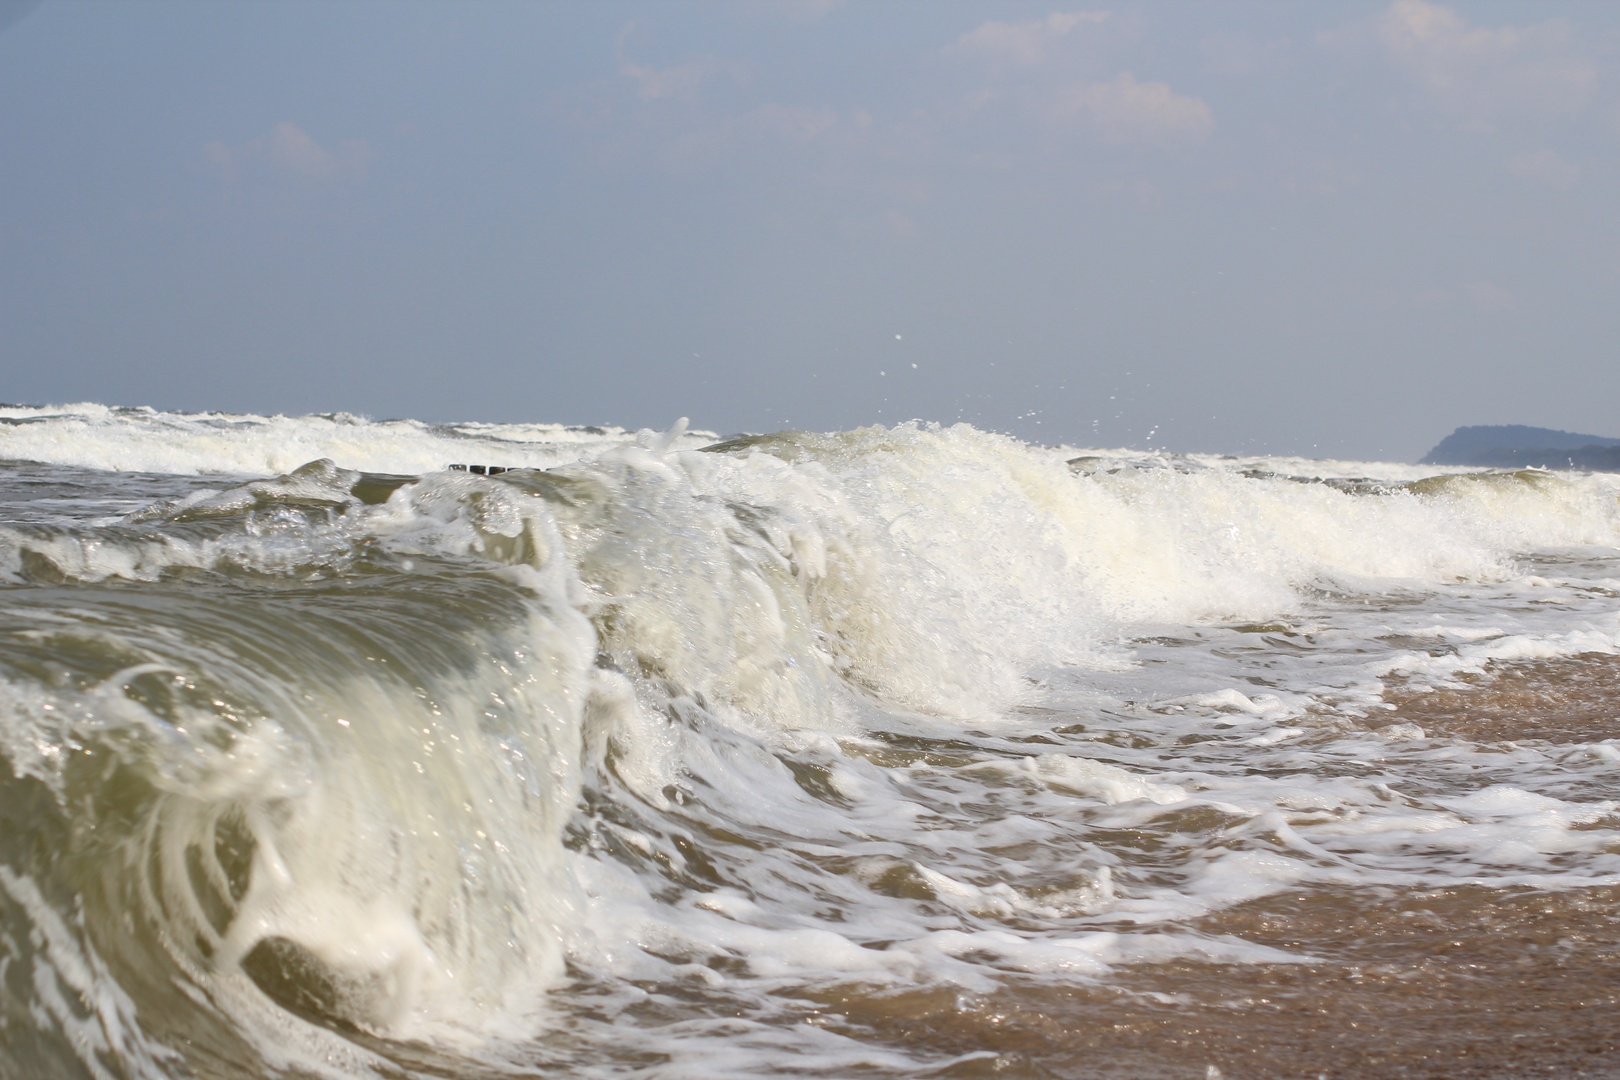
[2,404,1618,1079]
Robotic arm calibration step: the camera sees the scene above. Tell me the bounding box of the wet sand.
[1382,653,1620,744]
[807,882,1620,1078]
[801,656,1620,1079]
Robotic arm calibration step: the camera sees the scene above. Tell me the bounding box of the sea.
[2,403,1618,1080]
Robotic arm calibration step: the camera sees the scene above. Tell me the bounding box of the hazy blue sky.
[2,1,1617,459]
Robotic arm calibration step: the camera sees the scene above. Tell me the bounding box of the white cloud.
[744,103,841,143]
[948,11,1109,66]
[944,14,1210,153]
[563,13,1207,185]
[618,54,711,103]
[1377,0,1596,130]
[204,122,371,183]
[1056,72,1214,146]
[616,24,742,103]
[1507,148,1581,188]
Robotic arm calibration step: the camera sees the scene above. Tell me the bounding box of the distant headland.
[1421,425,1620,471]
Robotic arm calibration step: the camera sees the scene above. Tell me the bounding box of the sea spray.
[2,408,1619,1078]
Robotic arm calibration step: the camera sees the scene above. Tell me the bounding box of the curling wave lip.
[1,408,1618,1079]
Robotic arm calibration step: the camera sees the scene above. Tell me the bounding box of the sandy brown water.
[797,883,1620,1079]
[1382,653,1620,744]
[774,656,1620,1079]
[541,877,1620,1076]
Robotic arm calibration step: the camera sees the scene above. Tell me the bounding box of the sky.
[1,0,1617,460]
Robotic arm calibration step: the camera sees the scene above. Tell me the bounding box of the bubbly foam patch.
[5,412,1620,1079]
[0,403,715,476]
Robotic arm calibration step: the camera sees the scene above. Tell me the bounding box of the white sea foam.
[0,403,712,476]
[4,409,1620,1079]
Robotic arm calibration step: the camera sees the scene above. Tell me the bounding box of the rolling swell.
[2,420,1619,1078]
[0,458,604,1075]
